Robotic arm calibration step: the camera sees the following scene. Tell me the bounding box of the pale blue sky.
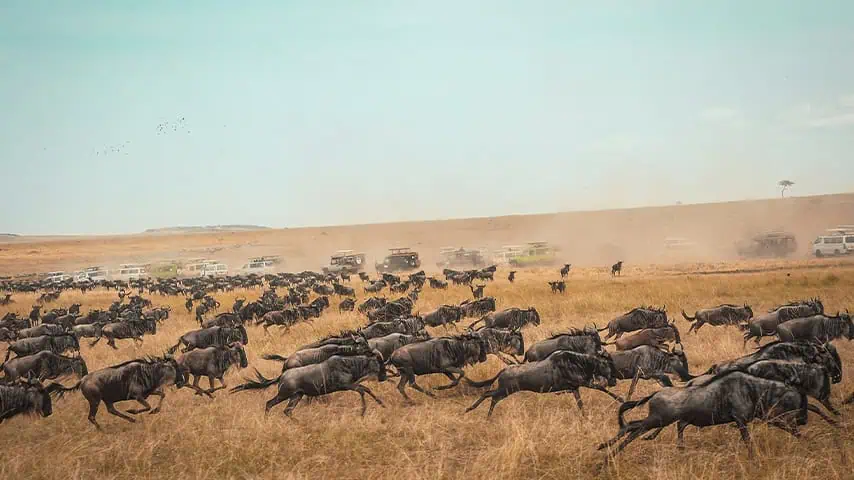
[1,1,853,235]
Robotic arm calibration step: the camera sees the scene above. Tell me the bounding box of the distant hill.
[143,225,270,234]
[0,234,19,237]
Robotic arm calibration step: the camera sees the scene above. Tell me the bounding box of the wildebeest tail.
[261,353,288,362]
[462,370,503,388]
[680,310,695,322]
[230,368,281,392]
[617,394,654,428]
[466,317,486,331]
[166,339,182,355]
[597,325,609,332]
[48,381,81,400]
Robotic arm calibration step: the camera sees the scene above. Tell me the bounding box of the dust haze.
[0,193,851,276]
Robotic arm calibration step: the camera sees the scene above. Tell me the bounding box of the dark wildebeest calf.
[262,342,375,372]
[231,353,387,417]
[177,343,248,396]
[682,304,753,333]
[599,306,669,341]
[465,351,620,418]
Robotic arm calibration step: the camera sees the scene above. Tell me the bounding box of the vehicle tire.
[834,249,840,256]
[815,250,823,258]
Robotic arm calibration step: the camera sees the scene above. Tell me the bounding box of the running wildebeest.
[339,298,356,312]
[459,297,497,317]
[597,371,837,459]
[560,264,572,278]
[368,333,430,362]
[167,325,249,353]
[508,271,516,283]
[610,345,695,400]
[777,312,853,344]
[470,285,485,299]
[0,327,16,342]
[57,356,185,430]
[358,272,370,282]
[360,317,426,339]
[598,306,669,341]
[741,299,825,347]
[333,283,356,297]
[611,261,623,276]
[548,281,566,294]
[71,323,104,341]
[231,353,387,417]
[524,327,605,362]
[262,342,375,372]
[473,327,524,364]
[364,280,388,294]
[464,351,620,418]
[201,312,242,329]
[682,304,754,333]
[389,333,489,402]
[358,296,387,314]
[176,343,248,396]
[1,351,88,382]
[604,324,682,351]
[703,341,842,384]
[1,334,80,366]
[428,277,448,289]
[16,323,66,339]
[468,307,541,331]
[422,305,465,329]
[0,378,63,423]
[256,308,300,333]
[0,294,12,306]
[91,318,157,349]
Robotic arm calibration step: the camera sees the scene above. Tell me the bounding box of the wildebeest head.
[228,342,249,369]
[599,352,619,387]
[160,356,186,388]
[744,304,754,318]
[526,307,541,326]
[822,342,843,383]
[668,322,682,345]
[668,344,691,379]
[14,377,56,418]
[372,350,387,382]
[507,329,525,356]
[232,325,249,345]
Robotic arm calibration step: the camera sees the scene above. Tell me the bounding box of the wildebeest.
[682,304,754,333]
[1,334,80,365]
[464,351,620,418]
[548,281,566,294]
[470,285,485,299]
[389,333,489,401]
[167,325,249,353]
[176,343,248,396]
[339,298,356,312]
[459,297,497,317]
[0,327,16,342]
[1,351,88,382]
[598,306,669,341]
[263,342,377,374]
[604,324,682,351]
[473,327,524,364]
[91,318,157,349]
[703,341,842,384]
[610,345,695,400]
[255,308,300,333]
[428,277,448,289]
[358,296,387,314]
[468,307,541,331]
[524,327,605,362]
[422,305,465,328]
[57,356,185,429]
[360,317,426,339]
[741,299,825,346]
[364,280,388,294]
[0,378,62,423]
[560,263,572,278]
[0,294,12,306]
[777,312,853,344]
[333,283,356,297]
[201,312,242,329]
[368,333,430,361]
[231,353,387,417]
[358,272,370,282]
[16,323,66,339]
[734,360,838,415]
[366,297,413,323]
[508,271,516,283]
[597,371,836,459]
[611,261,623,276]
[71,322,104,341]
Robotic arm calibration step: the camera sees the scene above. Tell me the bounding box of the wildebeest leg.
[610,422,654,455]
[408,375,436,398]
[87,400,102,430]
[210,376,226,393]
[396,373,413,402]
[486,391,509,419]
[126,396,152,415]
[626,371,640,402]
[820,398,841,416]
[264,392,288,414]
[358,385,384,407]
[768,420,801,438]
[733,418,753,458]
[571,390,584,413]
[107,337,118,350]
[283,393,304,418]
[105,402,136,423]
[89,336,101,347]
[692,321,705,333]
[676,421,688,449]
[495,353,518,365]
[587,385,624,404]
[206,375,217,394]
[149,390,166,414]
[806,404,839,426]
[464,391,494,414]
[434,368,465,390]
[642,427,665,441]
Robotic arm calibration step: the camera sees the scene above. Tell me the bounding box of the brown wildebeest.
[470,284,485,299]
[598,306,669,341]
[548,281,566,294]
[604,324,682,351]
[560,264,572,278]
[611,261,623,276]
[177,343,248,396]
[682,304,754,333]
[508,271,516,283]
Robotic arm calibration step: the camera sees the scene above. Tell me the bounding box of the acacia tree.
[778,180,794,198]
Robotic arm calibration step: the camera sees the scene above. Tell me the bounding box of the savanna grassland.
[2,261,854,480]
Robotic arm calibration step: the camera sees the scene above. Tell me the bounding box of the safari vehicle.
[436,247,488,269]
[201,261,229,277]
[493,245,525,265]
[736,231,798,259]
[45,271,72,284]
[508,241,558,267]
[323,250,367,274]
[813,227,854,257]
[663,237,696,250]
[113,264,150,281]
[376,248,421,273]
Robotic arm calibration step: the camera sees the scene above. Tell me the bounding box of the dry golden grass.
[2,262,854,480]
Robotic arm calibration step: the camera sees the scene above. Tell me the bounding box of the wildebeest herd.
[1,265,852,469]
